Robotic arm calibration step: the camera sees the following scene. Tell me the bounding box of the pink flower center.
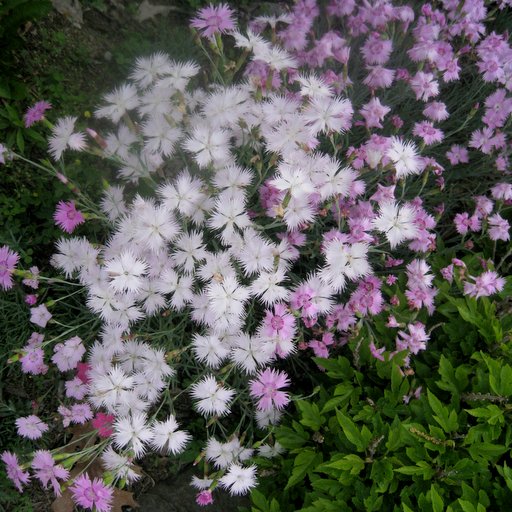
[270,315,284,331]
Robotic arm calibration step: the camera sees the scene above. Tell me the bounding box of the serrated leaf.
[275,424,309,450]
[297,400,326,431]
[336,409,366,451]
[324,454,365,476]
[427,389,458,433]
[468,442,508,461]
[370,459,394,493]
[285,449,322,490]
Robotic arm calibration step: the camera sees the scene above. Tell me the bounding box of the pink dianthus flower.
[53,200,85,233]
[249,368,290,411]
[24,101,51,128]
[32,450,69,496]
[70,474,113,512]
[0,245,19,290]
[1,451,30,492]
[16,415,49,440]
[191,3,235,39]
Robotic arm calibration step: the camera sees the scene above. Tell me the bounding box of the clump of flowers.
[1,0,511,509]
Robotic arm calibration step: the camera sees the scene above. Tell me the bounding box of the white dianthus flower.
[190,375,235,417]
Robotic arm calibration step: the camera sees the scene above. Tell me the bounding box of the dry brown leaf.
[63,422,98,454]
[112,489,139,511]
[51,489,74,512]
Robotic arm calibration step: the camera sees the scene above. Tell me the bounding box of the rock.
[137,466,249,512]
[136,0,172,23]
[52,0,83,27]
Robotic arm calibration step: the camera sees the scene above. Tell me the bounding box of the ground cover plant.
[1,0,512,510]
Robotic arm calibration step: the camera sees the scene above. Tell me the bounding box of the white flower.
[95,84,140,123]
[172,231,207,274]
[190,375,235,417]
[373,201,419,248]
[230,333,273,374]
[303,96,353,134]
[271,164,314,200]
[48,116,87,160]
[192,333,230,368]
[113,413,154,458]
[319,241,371,291]
[219,463,257,496]
[130,52,173,89]
[208,194,252,242]
[100,185,127,222]
[89,366,135,412]
[132,198,180,252]
[183,125,231,168]
[201,87,250,129]
[386,137,422,179]
[142,117,182,156]
[297,73,333,99]
[207,275,251,331]
[206,437,253,469]
[104,251,148,293]
[150,415,191,455]
[101,446,141,483]
[249,268,290,306]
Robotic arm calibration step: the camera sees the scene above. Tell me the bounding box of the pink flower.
[16,415,49,440]
[463,271,505,298]
[261,304,296,342]
[92,413,115,438]
[410,71,439,101]
[196,490,214,506]
[446,145,469,165]
[308,333,335,358]
[413,121,444,145]
[22,265,40,289]
[25,294,37,305]
[0,245,19,290]
[20,345,48,375]
[51,336,85,372]
[361,32,393,65]
[1,451,30,492]
[360,97,391,129]
[369,341,385,361]
[249,368,290,411]
[423,101,449,122]
[190,3,236,39]
[70,474,113,512]
[24,100,51,128]
[53,201,85,233]
[76,362,91,384]
[396,322,429,355]
[488,213,510,241]
[30,304,52,328]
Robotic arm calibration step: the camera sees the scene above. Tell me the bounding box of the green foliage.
[251,255,512,511]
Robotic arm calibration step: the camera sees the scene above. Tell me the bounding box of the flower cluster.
[1,0,511,509]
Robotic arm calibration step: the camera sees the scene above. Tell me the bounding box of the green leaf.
[427,389,458,433]
[466,405,504,425]
[285,449,322,490]
[500,462,512,493]
[336,409,367,451]
[458,500,476,512]
[16,129,24,154]
[297,400,326,431]
[323,454,365,476]
[275,423,309,450]
[468,442,508,461]
[395,461,435,480]
[370,459,394,493]
[430,484,444,512]
[251,489,270,512]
